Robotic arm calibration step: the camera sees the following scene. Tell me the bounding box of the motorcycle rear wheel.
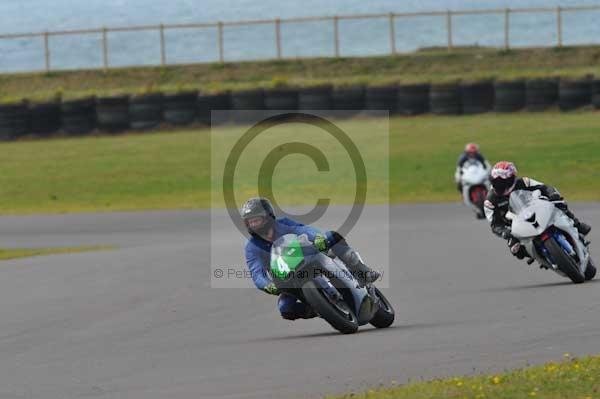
[369,287,395,328]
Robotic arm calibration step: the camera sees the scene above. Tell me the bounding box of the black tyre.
[545,237,585,284]
[585,260,596,281]
[163,91,198,126]
[0,102,30,140]
[365,85,398,113]
[526,79,558,111]
[96,95,130,133]
[230,89,265,123]
[494,80,526,112]
[592,80,600,109]
[264,88,298,110]
[397,83,430,115]
[298,85,332,110]
[430,84,461,115]
[558,78,591,111]
[332,85,365,113]
[369,287,395,328]
[302,280,358,334]
[61,97,96,135]
[129,93,163,130]
[461,81,494,115]
[197,92,230,125]
[29,101,61,136]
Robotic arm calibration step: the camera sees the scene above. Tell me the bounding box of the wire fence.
[1,5,600,73]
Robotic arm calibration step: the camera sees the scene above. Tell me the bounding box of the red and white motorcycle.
[455,159,490,219]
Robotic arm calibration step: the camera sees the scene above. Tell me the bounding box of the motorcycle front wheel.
[545,237,585,284]
[302,280,358,334]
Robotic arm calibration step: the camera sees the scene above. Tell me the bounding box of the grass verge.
[2,46,600,102]
[0,246,112,261]
[328,354,600,399]
[0,112,598,214]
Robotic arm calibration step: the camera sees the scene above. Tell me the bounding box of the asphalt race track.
[0,203,598,399]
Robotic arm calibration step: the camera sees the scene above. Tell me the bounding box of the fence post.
[504,8,510,50]
[102,27,109,71]
[275,18,282,59]
[333,16,340,57]
[43,32,50,72]
[217,22,224,62]
[389,12,396,54]
[446,10,453,51]
[556,6,563,47]
[160,24,166,65]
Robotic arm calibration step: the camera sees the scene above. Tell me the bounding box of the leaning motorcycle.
[506,189,596,284]
[269,233,394,334]
[458,160,490,219]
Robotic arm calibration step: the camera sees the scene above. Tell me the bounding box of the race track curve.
[0,203,598,399]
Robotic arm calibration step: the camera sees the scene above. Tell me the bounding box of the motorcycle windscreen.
[270,234,308,279]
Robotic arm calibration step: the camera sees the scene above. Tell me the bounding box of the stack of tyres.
[61,97,96,135]
[29,102,61,137]
[365,85,398,114]
[163,91,198,126]
[197,92,230,125]
[430,83,462,115]
[264,88,299,110]
[593,80,600,109]
[332,85,365,115]
[96,95,130,133]
[0,101,29,140]
[558,78,592,111]
[397,83,430,115]
[461,81,494,114]
[129,93,163,130]
[230,89,265,123]
[298,85,333,111]
[494,80,526,112]
[526,79,558,111]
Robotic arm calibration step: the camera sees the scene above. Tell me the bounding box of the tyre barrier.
[61,97,96,135]
[197,92,231,125]
[365,85,398,113]
[526,79,558,111]
[129,93,163,130]
[494,80,526,112]
[0,102,29,140]
[397,84,430,115]
[430,84,462,115]
[332,85,365,112]
[29,102,61,136]
[298,85,333,110]
[230,89,265,122]
[461,81,494,115]
[592,80,600,109]
[96,95,130,133]
[264,88,298,110]
[163,91,198,126]
[558,78,591,111]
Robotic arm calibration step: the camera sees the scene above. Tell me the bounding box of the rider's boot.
[337,248,381,286]
[562,207,591,236]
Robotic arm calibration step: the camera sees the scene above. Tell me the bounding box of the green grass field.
[329,354,599,399]
[2,46,600,102]
[0,112,598,214]
[0,246,111,261]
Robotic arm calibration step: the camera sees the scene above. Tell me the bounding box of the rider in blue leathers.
[242,197,380,320]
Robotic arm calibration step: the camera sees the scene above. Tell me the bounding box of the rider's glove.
[313,234,328,252]
[508,237,526,259]
[501,229,512,240]
[263,283,280,296]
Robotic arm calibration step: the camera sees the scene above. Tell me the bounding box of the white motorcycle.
[506,189,596,284]
[456,160,490,219]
